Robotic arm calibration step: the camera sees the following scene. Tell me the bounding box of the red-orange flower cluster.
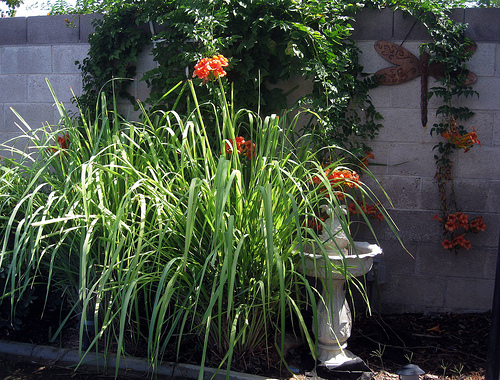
[193,54,229,84]
[361,151,374,169]
[225,136,255,159]
[444,212,469,232]
[442,118,480,153]
[442,235,472,250]
[434,212,486,252]
[312,168,360,199]
[469,216,486,232]
[50,134,70,154]
[348,201,384,221]
[312,168,360,187]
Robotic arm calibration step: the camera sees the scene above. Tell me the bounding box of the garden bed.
[0,310,489,380]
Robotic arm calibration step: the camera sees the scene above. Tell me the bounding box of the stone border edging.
[0,340,278,380]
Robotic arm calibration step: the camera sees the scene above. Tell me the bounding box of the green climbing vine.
[421,18,487,253]
[66,0,484,250]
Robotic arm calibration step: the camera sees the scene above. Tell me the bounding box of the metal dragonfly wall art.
[373,40,477,127]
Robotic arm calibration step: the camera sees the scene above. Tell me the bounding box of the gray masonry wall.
[0,9,499,314]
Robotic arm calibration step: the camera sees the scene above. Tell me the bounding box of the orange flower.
[312,168,360,200]
[348,200,384,221]
[225,136,255,160]
[452,235,471,250]
[455,212,469,229]
[442,118,480,153]
[470,216,486,232]
[193,54,229,84]
[50,134,70,154]
[361,151,374,168]
[241,140,256,159]
[442,239,453,249]
[323,168,360,188]
[225,136,245,154]
[57,134,70,150]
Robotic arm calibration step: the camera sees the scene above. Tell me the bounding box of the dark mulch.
[280,312,489,379]
[0,309,491,380]
[349,312,489,376]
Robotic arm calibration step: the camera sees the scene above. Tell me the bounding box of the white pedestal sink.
[300,205,382,368]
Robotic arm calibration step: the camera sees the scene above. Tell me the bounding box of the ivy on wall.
[71,0,483,249]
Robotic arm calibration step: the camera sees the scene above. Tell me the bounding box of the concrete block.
[451,76,500,111]
[356,41,383,74]
[467,43,496,77]
[496,43,500,76]
[486,181,500,216]
[420,177,442,212]
[416,242,488,279]
[387,142,436,177]
[389,79,423,109]
[376,240,418,275]
[4,103,56,132]
[455,146,500,181]
[495,112,500,147]
[379,273,446,313]
[393,10,430,42]
[376,107,426,143]
[484,249,499,280]
[52,44,89,74]
[136,78,152,103]
[378,209,443,243]
[28,74,82,103]
[0,74,28,102]
[27,15,80,44]
[451,178,489,213]
[445,277,494,312]
[465,8,500,42]
[79,14,103,42]
[377,175,422,210]
[351,8,393,41]
[366,85,391,109]
[136,44,157,74]
[361,140,389,176]
[392,9,463,43]
[2,46,52,74]
[0,17,27,45]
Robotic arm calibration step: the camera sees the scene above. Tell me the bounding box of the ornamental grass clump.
[0,77,395,378]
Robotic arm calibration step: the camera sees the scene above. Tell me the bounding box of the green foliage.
[76,3,154,114]
[72,0,389,163]
[475,0,500,6]
[70,0,479,165]
[418,8,481,251]
[0,79,395,376]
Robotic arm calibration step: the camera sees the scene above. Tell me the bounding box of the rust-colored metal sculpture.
[374,40,477,127]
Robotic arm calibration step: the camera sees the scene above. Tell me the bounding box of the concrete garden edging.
[0,339,278,380]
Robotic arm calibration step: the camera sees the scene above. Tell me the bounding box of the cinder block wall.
[353,8,500,313]
[0,9,498,314]
[0,14,99,147]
